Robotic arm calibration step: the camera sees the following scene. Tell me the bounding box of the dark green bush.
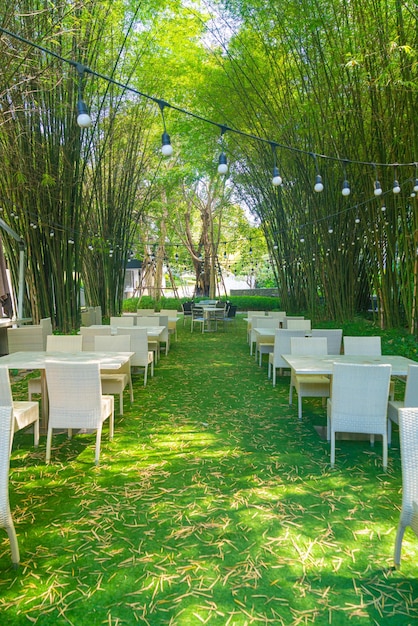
[123,295,284,312]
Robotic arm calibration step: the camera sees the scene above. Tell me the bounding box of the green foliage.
[123,296,182,312]
[124,294,283,312]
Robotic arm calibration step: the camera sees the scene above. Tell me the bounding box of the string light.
[314,175,324,192]
[341,161,350,196]
[373,165,383,196]
[311,154,324,192]
[393,166,401,194]
[158,101,173,157]
[342,180,350,196]
[271,143,283,186]
[1,25,417,271]
[272,166,282,186]
[75,63,92,128]
[217,126,228,175]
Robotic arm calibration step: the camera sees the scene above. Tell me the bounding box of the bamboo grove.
[0,0,417,333]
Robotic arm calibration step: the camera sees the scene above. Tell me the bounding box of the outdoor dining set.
[1,308,417,571]
[182,300,237,333]
[247,311,418,566]
[0,309,183,566]
[246,311,418,466]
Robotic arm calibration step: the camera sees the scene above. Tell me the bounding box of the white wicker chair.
[110,316,134,330]
[160,309,179,340]
[268,311,286,320]
[246,311,264,344]
[311,329,343,355]
[394,407,418,567]
[45,360,114,465]
[94,335,133,415]
[0,402,19,567]
[7,325,44,353]
[268,329,307,385]
[343,335,381,355]
[327,362,392,469]
[250,317,279,357]
[387,364,418,446]
[0,366,39,454]
[343,335,394,399]
[114,328,154,385]
[135,317,163,361]
[155,316,170,355]
[285,319,311,331]
[28,334,84,400]
[289,336,330,420]
[40,317,53,349]
[80,325,111,351]
[191,305,205,333]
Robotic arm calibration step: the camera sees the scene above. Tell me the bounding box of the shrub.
[122,295,283,312]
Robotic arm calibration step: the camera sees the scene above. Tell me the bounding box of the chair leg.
[144,365,148,386]
[394,521,406,567]
[119,392,123,415]
[6,520,19,567]
[34,418,39,447]
[330,431,336,467]
[273,368,276,387]
[382,432,388,470]
[94,426,102,466]
[46,427,53,463]
[298,394,303,420]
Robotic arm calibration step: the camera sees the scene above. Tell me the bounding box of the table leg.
[40,370,49,434]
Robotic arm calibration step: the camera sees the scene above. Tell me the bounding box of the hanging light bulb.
[77,99,92,128]
[374,180,383,196]
[314,174,324,192]
[217,125,229,175]
[393,179,401,194]
[75,64,92,128]
[158,101,173,157]
[218,152,228,175]
[341,179,350,196]
[328,227,333,234]
[272,166,282,186]
[161,131,173,156]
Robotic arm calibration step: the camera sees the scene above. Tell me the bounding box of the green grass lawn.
[1,317,418,625]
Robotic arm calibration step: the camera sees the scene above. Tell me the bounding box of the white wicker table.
[281,354,417,377]
[0,351,133,432]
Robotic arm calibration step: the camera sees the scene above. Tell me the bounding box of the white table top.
[134,326,165,338]
[253,327,282,336]
[281,354,417,377]
[0,351,133,370]
[85,324,164,338]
